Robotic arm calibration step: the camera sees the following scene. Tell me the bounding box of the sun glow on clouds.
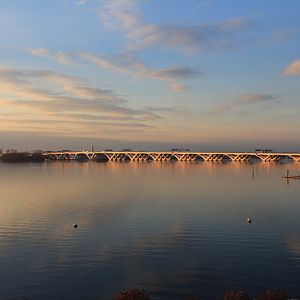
[28,49,201,93]
[0,66,176,139]
[283,59,300,76]
[28,48,73,65]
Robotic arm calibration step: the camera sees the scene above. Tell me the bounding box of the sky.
[0,0,300,151]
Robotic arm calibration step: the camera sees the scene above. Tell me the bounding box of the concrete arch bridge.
[45,151,300,163]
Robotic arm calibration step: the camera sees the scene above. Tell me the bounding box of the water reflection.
[0,161,300,299]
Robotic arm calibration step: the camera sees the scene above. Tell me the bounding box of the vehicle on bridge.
[255,149,273,153]
[171,148,190,152]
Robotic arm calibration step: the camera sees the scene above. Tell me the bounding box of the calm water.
[1,161,300,299]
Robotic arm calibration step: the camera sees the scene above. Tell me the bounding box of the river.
[0,161,300,299]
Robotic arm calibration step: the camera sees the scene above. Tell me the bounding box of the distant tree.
[258,289,288,300]
[223,291,250,300]
[112,288,150,300]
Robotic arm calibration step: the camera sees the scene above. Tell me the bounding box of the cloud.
[145,106,181,113]
[194,0,216,10]
[79,52,129,73]
[26,1,253,95]
[80,51,200,92]
[211,93,277,114]
[282,59,300,76]
[99,0,253,53]
[238,93,275,104]
[28,48,52,58]
[0,95,162,123]
[0,117,151,128]
[0,68,123,104]
[28,48,199,92]
[77,0,88,5]
[27,48,74,65]
[170,83,188,93]
[0,66,176,137]
[136,66,200,81]
[51,112,139,122]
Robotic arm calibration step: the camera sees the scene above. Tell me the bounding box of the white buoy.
[73,223,78,228]
[247,218,252,224]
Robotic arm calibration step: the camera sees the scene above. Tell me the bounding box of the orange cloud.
[283,59,300,76]
[0,66,185,140]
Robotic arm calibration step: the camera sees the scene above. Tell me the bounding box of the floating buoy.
[247,218,252,224]
[73,223,78,228]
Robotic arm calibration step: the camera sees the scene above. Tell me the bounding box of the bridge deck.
[45,151,300,162]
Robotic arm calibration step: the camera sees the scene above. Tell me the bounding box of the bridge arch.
[122,154,132,161]
[125,153,136,161]
[250,154,263,161]
[195,154,208,161]
[62,153,73,160]
[192,154,204,161]
[252,154,286,162]
[148,154,158,161]
[219,154,231,161]
[110,153,131,162]
[285,155,300,162]
[93,153,109,162]
[145,154,154,161]
[75,153,89,161]
[169,155,179,161]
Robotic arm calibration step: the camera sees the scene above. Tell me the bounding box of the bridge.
[45,151,300,162]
